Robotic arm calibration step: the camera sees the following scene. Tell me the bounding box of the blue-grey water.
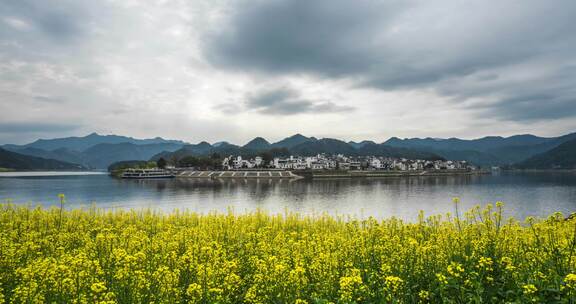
[0,171,575,221]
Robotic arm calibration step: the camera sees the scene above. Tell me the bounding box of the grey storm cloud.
[205,0,403,77]
[205,0,576,122]
[245,87,354,115]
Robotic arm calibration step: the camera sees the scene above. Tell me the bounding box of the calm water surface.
[0,171,575,221]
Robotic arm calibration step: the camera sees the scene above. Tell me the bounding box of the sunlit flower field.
[1,197,576,303]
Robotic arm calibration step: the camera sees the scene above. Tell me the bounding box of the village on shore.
[120,154,480,179]
[221,154,475,171]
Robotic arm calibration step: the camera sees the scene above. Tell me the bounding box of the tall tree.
[157,157,167,169]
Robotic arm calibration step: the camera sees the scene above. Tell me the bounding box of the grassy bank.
[1,200,576,303]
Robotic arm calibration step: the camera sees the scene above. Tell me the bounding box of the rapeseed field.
[1,197,576,303]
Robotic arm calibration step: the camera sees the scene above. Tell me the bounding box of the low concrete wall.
[177,170,302,179]
[296,169,488,179]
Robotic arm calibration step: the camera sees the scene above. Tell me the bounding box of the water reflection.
[1,172,575,221]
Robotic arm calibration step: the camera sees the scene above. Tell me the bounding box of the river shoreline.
[0,171,106,177]
[174,169,489,179]
[295,169,489,179]
[502,168,576,173]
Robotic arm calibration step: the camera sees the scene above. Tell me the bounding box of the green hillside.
[516,138,576,169]
[0,148,84,170]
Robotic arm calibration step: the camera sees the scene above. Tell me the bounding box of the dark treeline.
[175,148,291,170]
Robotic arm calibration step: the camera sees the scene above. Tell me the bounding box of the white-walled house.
[220,154,474,172]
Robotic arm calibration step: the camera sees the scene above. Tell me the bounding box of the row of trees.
[158,148,293,170]
[110,147,294,172]
[176,153,222,170]
[107,160,158,176]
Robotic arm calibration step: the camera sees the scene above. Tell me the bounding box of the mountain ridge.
[157,136,444,162]
[243,137,271,151]
[3,132,575,169]
[7,132,187,152]
[384,132,576,166]
[515,138,576,169]
[0,148,85,171]
[3,140,184,169]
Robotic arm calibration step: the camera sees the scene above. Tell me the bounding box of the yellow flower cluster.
[523,284,537,294]
[566,274,576,287]
[1,202,576,303]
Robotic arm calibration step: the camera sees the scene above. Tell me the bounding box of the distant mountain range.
[272,134,317,149]
[384,133,576,166]
[0,148,84,171]
[154,134,444,162]
[348,140,376,149]
[1,132,575,170]
[3,132,185,152]
[2,133,185,169]
[515,138,576,169]
[243,137,271,150]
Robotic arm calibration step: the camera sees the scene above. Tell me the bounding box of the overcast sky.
[1,0,575,145]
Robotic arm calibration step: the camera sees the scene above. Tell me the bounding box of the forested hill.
[155,136,444,162]
[0,148,85,170]
[515,138,576,169]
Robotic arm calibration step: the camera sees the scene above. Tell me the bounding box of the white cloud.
[3,17,32,31]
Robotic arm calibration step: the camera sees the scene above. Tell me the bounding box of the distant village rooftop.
[218,154,474,171]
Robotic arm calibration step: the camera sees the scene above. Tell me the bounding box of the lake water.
[1,171,575,221]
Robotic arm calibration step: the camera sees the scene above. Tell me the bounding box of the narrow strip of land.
[175,169,487,179]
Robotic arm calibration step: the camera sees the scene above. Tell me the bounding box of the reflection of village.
[222,154,475,171]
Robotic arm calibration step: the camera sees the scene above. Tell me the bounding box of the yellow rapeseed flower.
[436,273,448,285]
[522,284,537,295]
[0,201,572,303]
[565,273,576,289]
[418,290,430,301]
[385,275,404,291]
[91,282,107,294]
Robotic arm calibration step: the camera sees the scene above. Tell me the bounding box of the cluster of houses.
[221,154,474,171]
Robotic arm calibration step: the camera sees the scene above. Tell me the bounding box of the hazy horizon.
[1,0,576,144]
